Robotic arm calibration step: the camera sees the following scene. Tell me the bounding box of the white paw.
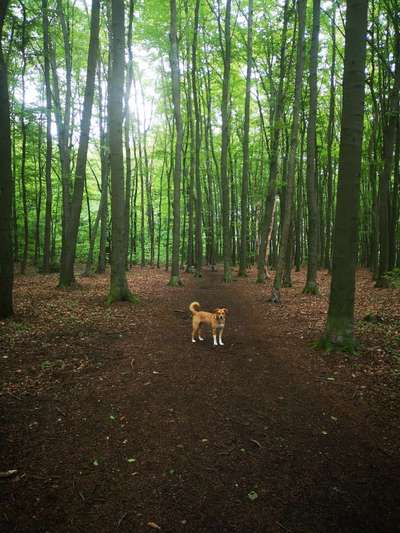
[199,336,204,341]
[219,341,224,346]
[192,339,196,343]
[213,342,218,347]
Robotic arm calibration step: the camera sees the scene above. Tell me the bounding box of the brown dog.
[189,301,228,346]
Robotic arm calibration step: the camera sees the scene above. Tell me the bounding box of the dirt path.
[1,268,400,532]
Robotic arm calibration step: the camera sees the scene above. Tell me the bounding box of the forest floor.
[1,266,400,533]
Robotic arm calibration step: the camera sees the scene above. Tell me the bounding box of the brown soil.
[1,267,400,533]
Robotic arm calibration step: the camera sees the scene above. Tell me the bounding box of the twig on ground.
[117,512,129,527]
[276,521,292,532]
[0,470,18,478]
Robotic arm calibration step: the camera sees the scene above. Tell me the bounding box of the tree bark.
[303,0,321,294]
[168,0,183,286]
[324,4,336,270]
[107,0,137,302]
[192,0,203,277]
[220,0,233,282]
[58,0,100,287]
[256,0,290,282]
[238,0,254,276]
[273,0,306,294]
[0,0,14,318]
[323,0,368,348]
[42,0,53,273]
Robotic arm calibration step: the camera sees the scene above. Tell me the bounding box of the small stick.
[276,521,292,532]
[7,392,22,401]
[117,512,129,527]
[0,469,18,478]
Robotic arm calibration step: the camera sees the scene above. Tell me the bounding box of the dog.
[189,301,228,346]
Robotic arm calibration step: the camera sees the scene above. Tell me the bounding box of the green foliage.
[384,268,400,288]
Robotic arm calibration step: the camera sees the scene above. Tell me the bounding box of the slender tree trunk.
[238,0,254,276]
[124,0,135,269]
[376,29,400,285]
[20,2,28,274]
[42,0,53,273]
[97,62,109,274]
[168,0,183,286]
[192,0,203,277]
[303,0,321,294]
[220,0,233,282]
[54,0,73,281]
[0,0,14,318]
[58,0,100,287]
[273,0,306,294]
[107,0,137,302]
[34,120,43,266]
[324,5,336,270]
[323,0,368,348]
[257,0,289,282]
[390,120,400,269]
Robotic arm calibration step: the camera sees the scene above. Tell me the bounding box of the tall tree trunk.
[34,120,43,266]
[97,61,109,274]
[107,0,137,302]
[323,0,368,348]
[192,0,203,277]
[376,28,400,285]
[20,2,28,274]
[0,0,14,318]
[238,0,254,276]
[124,0,135,269]
[303,0,321,294]
[220,0,232,282]
[168,0,183,286]
[58,0,100,287]
[42,0,53,273]
[272,0,306,294]
[324,4,336,270]
[256,0,290,282]
[54,0,73,281]
[390,120,400,268]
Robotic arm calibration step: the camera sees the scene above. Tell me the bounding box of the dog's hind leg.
[192,324,197,343]
[198,325,204,341]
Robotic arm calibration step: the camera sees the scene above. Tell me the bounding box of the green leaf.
[247,490,258,501]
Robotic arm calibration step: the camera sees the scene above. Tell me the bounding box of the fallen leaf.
[248,490,258,501]
[147,521,161,530]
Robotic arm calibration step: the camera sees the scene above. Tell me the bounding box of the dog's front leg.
[212,329,218,346]
[218,329,224,346]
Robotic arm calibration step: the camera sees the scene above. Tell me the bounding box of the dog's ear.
[223,308,229,314]
[212,309,219,315]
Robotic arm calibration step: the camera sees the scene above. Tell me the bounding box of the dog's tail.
[189,301,200,314]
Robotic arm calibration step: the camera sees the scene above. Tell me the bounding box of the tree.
[0,0,13,318]
[192,0,202,278]
[220,0,233,282]
[168,0,183,286]
[256,0,290,283]
[272,0,307,295]
[107,0,137,303]
[303,0,321,295]
[238,0,253,277]
[58,0,100,287]
[322,0,369,349]
[41,0,53,273]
